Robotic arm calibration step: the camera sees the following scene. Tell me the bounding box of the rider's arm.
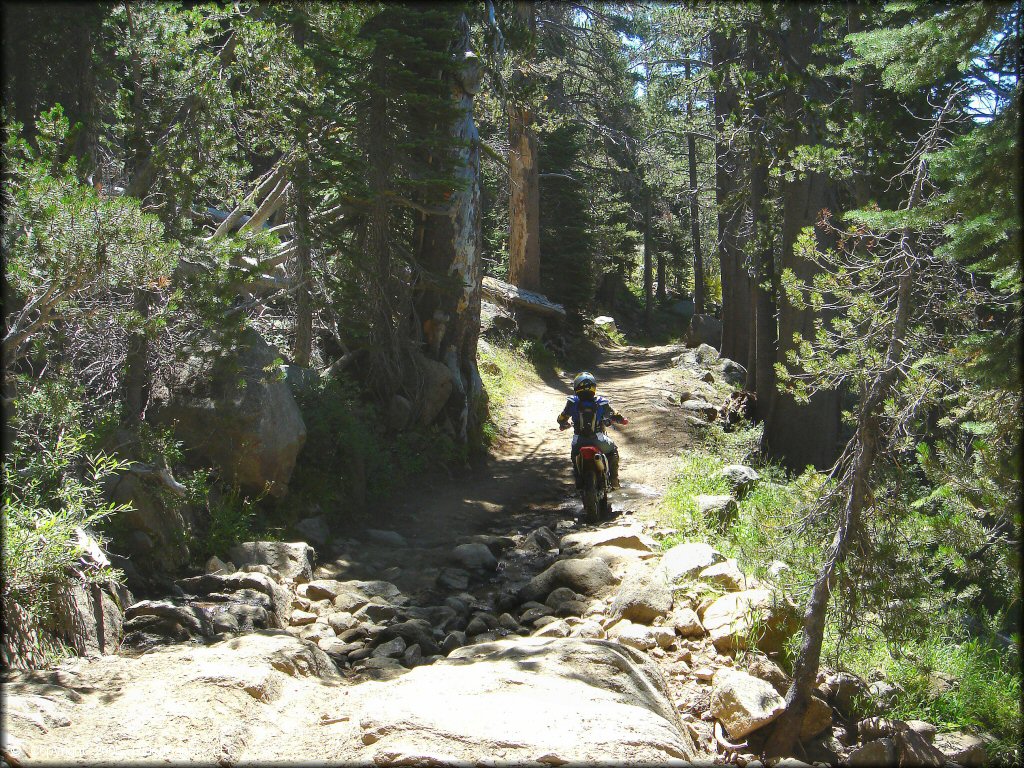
[606,402,627,424]
[557,399,573,430]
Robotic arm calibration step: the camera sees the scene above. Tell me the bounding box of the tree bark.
[413,16,484,444]
[506,1,541,292]
[762,8,840,471]
[746,36,777,409]
[292,159,313,368]
[685,61,706,315]
[712,27,751,363]
[643,193,654,330]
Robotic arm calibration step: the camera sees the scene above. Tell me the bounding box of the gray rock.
[408,352,454,426]
[317,638,363,657]
[149,328,306,497]
[609,565,673,625]
[518,314,548,340]
[356,636,698,763]
[54,581,132,657]
[532,619,571,638]
[800,695,834,741]
[378,622,440,657]
[105,472,191,575]
[294,516,331,547]
[559,526,657,557]
[520,605,554,623]
[892,729,946,767]
[716,465,760,499]
[680,399,719,420]
[518,558,620,603]
[718,358,747,385]
[452,542,498,572]
[710,667,785,740]
[905,720,938,743]
[933,732,990,767]
[373,636,407,658]
[354,600,399,624]
[176,571,293,628]
[826,671,869,718]
[694,494,739,523]
[437,568,471,591]
[303,579,347,601]
[659,542,725,584]
[686,315,722,350]
[698,559,746,591]
[387,395,413,431]
[441,631,467,654]
[848,738,896,766]
[701,588,801,655]
[523,526,560,552]
[671,607,704,637]
[741,654,790,697]
[401,643,423,668]
[326,612,357,634]
[544,587,582,608]
[229,541,315,583]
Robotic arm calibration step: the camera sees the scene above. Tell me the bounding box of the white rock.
[658,542,725,584]
[698,559,746,591]
[710,667,785,740]
[671,607,705,637]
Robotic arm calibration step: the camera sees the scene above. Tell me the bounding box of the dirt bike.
[573,416,628,524]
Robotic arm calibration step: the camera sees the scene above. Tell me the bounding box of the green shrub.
[2,374,127,629]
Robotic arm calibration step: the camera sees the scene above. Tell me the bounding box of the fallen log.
[482,276,566,319]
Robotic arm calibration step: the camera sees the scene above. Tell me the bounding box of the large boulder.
[229,541,315,583]
[518,557,620,603]
[104,471,192,575]
[150,328,306,497]
[658,542,725,584]
[701,588,801,655]
[409,352,455,426]
[933,732,990,767]
[358,637,697,764]
[54,581,134,658]
[710,667,785,739]
[685,314,722,349]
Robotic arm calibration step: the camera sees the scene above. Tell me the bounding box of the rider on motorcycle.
[557,372,626,490]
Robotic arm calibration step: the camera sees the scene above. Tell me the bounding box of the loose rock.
[517,558,619,603]
[710,667,785,740]
[659,543,725,584]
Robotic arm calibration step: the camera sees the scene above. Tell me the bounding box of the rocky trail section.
[2,344,989,766]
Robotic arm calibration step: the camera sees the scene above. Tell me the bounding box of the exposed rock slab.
[357,637,696,764]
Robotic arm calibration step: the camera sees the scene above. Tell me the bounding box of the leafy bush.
[2,374,127,627]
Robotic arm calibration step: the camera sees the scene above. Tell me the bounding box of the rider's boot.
[608,449,621,490]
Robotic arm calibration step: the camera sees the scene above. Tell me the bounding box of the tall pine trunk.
[713,28,751,362]
[643,193,654,330]
[413,16,485,444]
[685,61,705,316]
[762,8,840,470]
[506,2,540,292]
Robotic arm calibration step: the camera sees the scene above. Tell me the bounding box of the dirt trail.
[326,343,696,605]
[365,342,692,540]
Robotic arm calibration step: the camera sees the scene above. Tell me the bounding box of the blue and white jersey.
[559,395,614,436]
